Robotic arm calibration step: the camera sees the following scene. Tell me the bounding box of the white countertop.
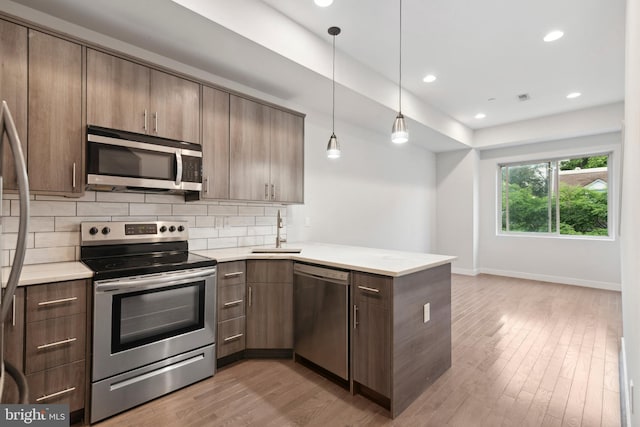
[1,261,94,288]
[194,242,456,277]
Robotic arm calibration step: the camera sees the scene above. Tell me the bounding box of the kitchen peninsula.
[196,242,455,418]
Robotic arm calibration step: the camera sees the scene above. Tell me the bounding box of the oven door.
[93,267,216,381]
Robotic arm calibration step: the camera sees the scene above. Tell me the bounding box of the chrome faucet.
[276,209,286,248]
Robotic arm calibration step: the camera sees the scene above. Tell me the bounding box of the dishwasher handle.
[293,263,350,286]
[293,270,349,286]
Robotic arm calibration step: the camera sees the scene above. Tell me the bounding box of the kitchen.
[0,0,637,426]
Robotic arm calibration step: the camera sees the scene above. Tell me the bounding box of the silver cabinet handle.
[12,295,16,327]
[264,183,269,199]
[36,387,75,402]
[144,109,148,131]
[271,184,275,200]
[223,299,243,307]
[37,296,78,306]
[175,150,183,186]
[223,271,244,278]
[154,111,158,133]
[204,177,209,194]
[37,337,77,350]
[223,333,244,342]
[72,162,76,189]
[358,285,380,294]
[353,305,358,329]
[248,286,252,307]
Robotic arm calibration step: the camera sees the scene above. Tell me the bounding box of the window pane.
[505,162,551,232]
[558,155,608,236]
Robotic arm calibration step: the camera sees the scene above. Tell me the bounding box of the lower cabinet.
[1,287,25,404]
[216,261,247,360]
[246,260,293,350]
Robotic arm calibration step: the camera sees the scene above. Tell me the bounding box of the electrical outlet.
[423,303,430,323]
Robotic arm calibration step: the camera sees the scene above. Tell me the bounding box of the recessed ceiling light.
[543,30,564,42]
[314,0,333,6]
[566,92,581,99]
[475,113,486,119]
[422,74,437,83]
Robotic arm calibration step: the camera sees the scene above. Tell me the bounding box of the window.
[500,154,609,236]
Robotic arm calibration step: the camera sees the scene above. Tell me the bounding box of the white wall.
[477,132,622,290]
[620,0,640,424]
[435,149,479,274]
[288,115,436,252]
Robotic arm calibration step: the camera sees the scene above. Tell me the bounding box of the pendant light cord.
[332,34,336,134]
[398,0,402,114]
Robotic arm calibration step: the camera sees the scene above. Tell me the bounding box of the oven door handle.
[95,268,216,293]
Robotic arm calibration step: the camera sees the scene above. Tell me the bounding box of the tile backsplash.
[1,191,286,267]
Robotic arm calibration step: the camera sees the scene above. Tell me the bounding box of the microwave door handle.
[175,150,182,186]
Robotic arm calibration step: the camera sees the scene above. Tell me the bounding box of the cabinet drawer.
[218,261,246,287]
[353,272,392,308]
[25,313,86,374]
[27,360,85,412]
[26,280,86,321]
[218,283,246,322]
[217,317,246,358]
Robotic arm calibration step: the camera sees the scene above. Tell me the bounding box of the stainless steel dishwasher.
[294,263,350,381]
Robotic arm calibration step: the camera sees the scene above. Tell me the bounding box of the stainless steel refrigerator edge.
[293,263,350,381]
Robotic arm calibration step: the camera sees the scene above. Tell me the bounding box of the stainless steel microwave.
[86,125,202,193]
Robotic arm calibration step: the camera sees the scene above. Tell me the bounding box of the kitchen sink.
[251,248,302,253]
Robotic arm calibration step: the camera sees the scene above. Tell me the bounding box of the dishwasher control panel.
[293,263,350,283]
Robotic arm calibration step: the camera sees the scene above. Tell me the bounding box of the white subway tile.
[238,206,264,216]
[77,202,129,216]
[208,205,238,216]
[256,216,277,226]
[36,191,97,202]
[220,201,246,206]
[173,204,207,216]
[215,217,224,228]
[2,201,11,217]
[189,227,218,239]
[144,193,185,204]
[97,192,145,203]
[1,250,9,267]
[158,216,196,227]
[247,226,273,236]
[2,233,35,250]
[3,217,55,233]
[75,246,81,261]
[188,239,208,250]
[15,200,77,217]
[130,203,172,216]
[35,231,80,248]
[2,194,20,200]
[218,227,247,237]
[195,216,216,227]
[55,216,110,232]
[111,216,158,222]
[15,246,76,265]
[265,206,286,216]
[206,237,238,249]
[227,216,255,227]
[238,236,265,247]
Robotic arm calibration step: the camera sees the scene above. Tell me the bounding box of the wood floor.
[95,274,622,427]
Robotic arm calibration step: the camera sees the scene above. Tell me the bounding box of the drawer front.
[247,260,293,284]
[26,279,87,322]
[217,283,246,321]
[353,272,392,308]
[26,313,86,374]
[27,360,85,412]
[217,317,246,358]
[218,261,247,287]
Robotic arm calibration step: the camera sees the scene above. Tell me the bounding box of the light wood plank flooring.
[95,274,622,427]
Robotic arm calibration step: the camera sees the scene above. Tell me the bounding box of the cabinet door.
[149,69,200,143]
[270,109,304,203]
[230,96,271,201]
[201,86,230,199]
[87,49,149,134]
[246,282,293,349]
[0,20,28,191]
[1,288,24,404]
[28,30,82,194]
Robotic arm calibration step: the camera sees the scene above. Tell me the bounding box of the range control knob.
[159,226,167,233]
[101,227,110,235]
[169,225,176,232]
[89,227,99,235]
[177,225,185,232]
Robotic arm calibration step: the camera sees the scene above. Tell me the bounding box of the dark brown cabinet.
[1,287,25,404]
[87,49,200,144]
[201,86,230,200]
[246,260,293,349]
[230,96,304,203]
[216,261,247,359]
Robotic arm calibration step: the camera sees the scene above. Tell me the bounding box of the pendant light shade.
[391,0,409,144]
[327,26,341,159]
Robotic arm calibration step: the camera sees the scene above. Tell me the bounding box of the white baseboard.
[621,337,631,427]
[477,268,621,291]
[451,267,479,276]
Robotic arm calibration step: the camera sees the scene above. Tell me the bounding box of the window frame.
[497,151,613,239]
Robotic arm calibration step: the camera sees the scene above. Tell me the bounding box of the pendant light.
[391,0,409,144]
[327,26,341,159]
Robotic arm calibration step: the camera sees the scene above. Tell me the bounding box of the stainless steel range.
[80,221,217,423]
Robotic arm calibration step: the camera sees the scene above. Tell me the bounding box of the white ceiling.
[3,0,626,152]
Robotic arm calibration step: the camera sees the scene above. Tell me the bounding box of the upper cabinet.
[87,49,200,144]
[28,30,83,194]
[201,86,230,200]
[0,20,28,191]
[230,95,304,203]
